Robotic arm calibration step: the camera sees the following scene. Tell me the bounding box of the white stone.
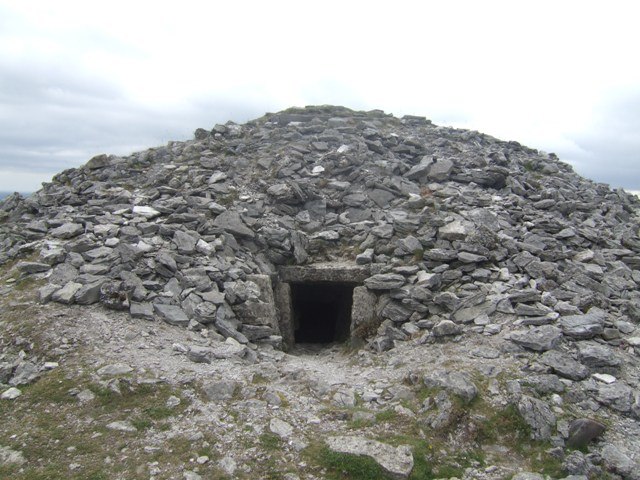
[106,421,137,432]
[218,456,237,475]
[136,240,154,253]
[97,363,133,376]
[626,337,640,347]
[0,387,22,400]
[593,373,617,384]
[269,417,293,439]
[77,389,96,403]
[325,436,414,479]
[0,446,26,465]
[132,205,161,219]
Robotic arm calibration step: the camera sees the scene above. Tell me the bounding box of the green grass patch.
[259,431,282,451]
[305,443,390,480]
[0,362,192,480]
[375,409,399,423]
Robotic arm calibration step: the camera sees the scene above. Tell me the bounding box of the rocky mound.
[1,105,640,478]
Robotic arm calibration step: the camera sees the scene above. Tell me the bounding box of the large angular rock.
[173,230,198,254]
[130,302,155,321]
[154,304,189,326]
[155,251,177,277]
[423,370,478,403]
[427,157,454,181]
[50,223,84,239]
[380,301,412,323]
[432,319,462,337]
[325,436,414,479]
[51,281,83,304]
[202,380,238,402]
[9,361,40,386]
[16,262,51,274]
[510,325,562,352]
[577,342,620,369]
[601,444,640,480]
[269,418,293,439]
[517,395,556,440]
[187,345,214,363]
[596,382,634,413]
[438,220,467,241]
[75,280,105,305]
[558,308,606,339]
[213,211,255,238]
[540,350,590,380]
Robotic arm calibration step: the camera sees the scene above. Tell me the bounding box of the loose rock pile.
[1,105,640,477]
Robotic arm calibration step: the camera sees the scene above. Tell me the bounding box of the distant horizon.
[0,191,31,200]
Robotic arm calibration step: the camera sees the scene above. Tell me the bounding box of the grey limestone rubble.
[1,105,640,477]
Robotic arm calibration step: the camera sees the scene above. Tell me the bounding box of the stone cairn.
[1,105,639,364]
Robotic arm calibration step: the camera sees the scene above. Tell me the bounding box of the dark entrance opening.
[291,282,355,343]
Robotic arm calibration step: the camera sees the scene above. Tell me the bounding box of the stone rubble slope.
[1,105,640,478]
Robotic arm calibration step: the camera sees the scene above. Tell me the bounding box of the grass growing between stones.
[303,442,390,480]
[317,379,567,479]
[0,363,196,480]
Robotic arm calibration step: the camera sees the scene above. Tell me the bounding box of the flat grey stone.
[154,304,189,326]
[558,308,606,339]
[97,363,133,376]
[356,248,375,265]
[17,261,51,274]
[75,280,105,305]
[432,319,462,337]
[9,361,39,386]
[364,274,405,290]
[130,302,155,321]
[203,380,237,402]
[510,325,562,352]
[601,443,640,480]
[517,395,556,440]
[596,382,634,412]
[213,211,255,238]
[438,220,467,241]
[326,436,414,479]
[269,418,293,439]
[423,370,478,402]
[51,281,83,304]
[577,342,620,369]
[50,222,84,239]
[540,350,590,380]
[186,346,213,364]
[173,230,198,254]
[132,205,161,219]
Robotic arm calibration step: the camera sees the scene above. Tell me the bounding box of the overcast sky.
[1,0,639,194]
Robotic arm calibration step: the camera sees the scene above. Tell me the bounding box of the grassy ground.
[0,260,583,479]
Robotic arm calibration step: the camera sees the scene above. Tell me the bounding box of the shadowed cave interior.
[291,282,355,344]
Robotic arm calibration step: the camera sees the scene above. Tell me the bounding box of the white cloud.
[0,0,639,191]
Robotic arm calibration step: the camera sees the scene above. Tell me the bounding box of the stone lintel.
[278,263,370,284]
